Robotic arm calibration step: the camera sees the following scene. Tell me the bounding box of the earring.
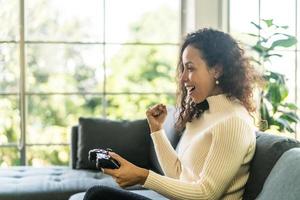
[215,79,219,85]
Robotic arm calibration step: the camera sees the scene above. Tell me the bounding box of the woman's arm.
[151,129,182,178]
[146,104,183,178]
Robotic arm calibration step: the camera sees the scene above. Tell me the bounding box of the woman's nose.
[180,71,187,84]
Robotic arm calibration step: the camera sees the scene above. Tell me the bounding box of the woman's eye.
[187,67,193,72]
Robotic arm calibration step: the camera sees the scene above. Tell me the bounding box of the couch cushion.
[256,148,300,200]
[243,132,300,200]
[0,166,117,200]
[69,192,85,200]
[77,117,151,170]
[69,189,168,200]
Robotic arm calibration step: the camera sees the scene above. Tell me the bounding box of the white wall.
[182,0,229,35]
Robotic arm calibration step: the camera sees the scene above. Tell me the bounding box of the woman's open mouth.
[186,85,195,96]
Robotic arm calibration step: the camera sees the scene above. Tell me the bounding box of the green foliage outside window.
[247,19,300,134]
[0,1,179,166]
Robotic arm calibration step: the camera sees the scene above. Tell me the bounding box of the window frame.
[0,0,184,166]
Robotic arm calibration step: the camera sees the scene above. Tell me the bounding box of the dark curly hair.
[175,28,263,131]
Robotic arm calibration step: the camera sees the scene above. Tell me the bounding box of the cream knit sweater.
[143,94,256,200]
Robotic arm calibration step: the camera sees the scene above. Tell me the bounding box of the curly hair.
[175,28,263,131]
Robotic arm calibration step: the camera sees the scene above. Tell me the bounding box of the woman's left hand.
[102,152,149,188]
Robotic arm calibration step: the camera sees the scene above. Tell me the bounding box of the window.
[230,0,299,139]
[0,0,181,166]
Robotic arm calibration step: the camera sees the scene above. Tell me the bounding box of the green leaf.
[262,19,274,27]
[281,103,298,110]
[280,25,288,29]
[267,71,286,85]
[279,112,300,123]
[266,84,282,106]
[264,54,282,58]
[260,102,269,120]
[252,43,268,54]
[251,22,262,30]
[247,33,260,38]
[254,59,262,65]
[270,37,297,49]
[281,33,296,38]
[271,32,285,36]
[275,117,295,132]
[259,102,271,131]
[279,84,289,100]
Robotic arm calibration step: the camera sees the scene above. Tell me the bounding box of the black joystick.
[88,148,120,169]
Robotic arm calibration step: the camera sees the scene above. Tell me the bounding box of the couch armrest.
[243,132,300,200]
[71,126,78,169]
[255,148,300,200]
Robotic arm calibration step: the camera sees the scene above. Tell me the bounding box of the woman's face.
[180,45,219,103]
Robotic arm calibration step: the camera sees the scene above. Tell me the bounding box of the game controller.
[88,148,120,169]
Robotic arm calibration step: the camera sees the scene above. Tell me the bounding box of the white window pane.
[297,1,300,49]
[106,0,180,43]
[26,0,103,42]
[0,147,19,167]
[261,0,296,51]
[27,146,69,166]
[297,52,300,139]
[230,0,259,45]
[26,44,104,93]
[106,44,178,93]
[106,94,175,120]
[261,0,295,35]
[0,44,19,93]
[0,0,18,41]
[27,94,104,144]
[0,96,20,144]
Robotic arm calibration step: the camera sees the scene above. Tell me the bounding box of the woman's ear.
[213,65,223,79]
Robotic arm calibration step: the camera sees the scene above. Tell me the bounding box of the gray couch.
[0,108,299,200]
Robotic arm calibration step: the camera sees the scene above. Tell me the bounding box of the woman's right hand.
[146,104,167,133]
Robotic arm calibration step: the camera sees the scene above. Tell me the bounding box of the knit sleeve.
[150,130,182,178]
[144,117,255,200]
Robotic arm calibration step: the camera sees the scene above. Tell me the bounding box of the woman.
[84,28,263,200]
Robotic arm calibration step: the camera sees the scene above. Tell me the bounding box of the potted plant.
[247,19,300,134]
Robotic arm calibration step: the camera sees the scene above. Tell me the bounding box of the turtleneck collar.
[206,93,238,113]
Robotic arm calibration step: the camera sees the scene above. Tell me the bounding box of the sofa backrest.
[70,126,79,169]
[70,106,182,171]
